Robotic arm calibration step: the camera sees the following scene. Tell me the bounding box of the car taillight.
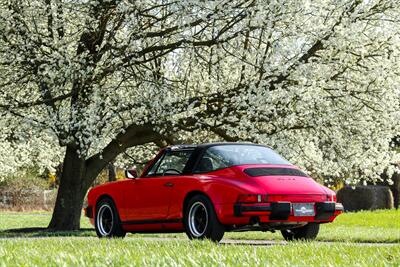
[237,194,268,203]
[326,194,336,202]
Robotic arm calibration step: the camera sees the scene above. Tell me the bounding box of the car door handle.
[164,182,174,187]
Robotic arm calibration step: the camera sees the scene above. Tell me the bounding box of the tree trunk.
[48,146,91,230]
[108,161,116,182]
[47,124,162,230]
[378,170,400,209]
[391,172,400,209]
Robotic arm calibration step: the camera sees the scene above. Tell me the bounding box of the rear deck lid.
[243,166,326,195]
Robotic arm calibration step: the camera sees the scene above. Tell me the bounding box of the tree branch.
[85,124,162,183]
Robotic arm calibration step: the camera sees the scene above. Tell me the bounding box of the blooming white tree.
[0,114,63,182]
[0,0,399,230]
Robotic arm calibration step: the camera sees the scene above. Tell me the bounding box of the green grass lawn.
[227,209,400,243]
[1,209,399,243]
[0,238,398,267]
[0,210,399,266]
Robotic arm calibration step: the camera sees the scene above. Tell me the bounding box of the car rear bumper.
[233,201,343,221]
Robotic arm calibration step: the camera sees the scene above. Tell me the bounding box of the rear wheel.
[95,198,126,238]
[184,195,225,242]
[281,223,319,241]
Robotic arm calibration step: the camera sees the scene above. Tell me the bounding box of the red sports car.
[85,143,343,242]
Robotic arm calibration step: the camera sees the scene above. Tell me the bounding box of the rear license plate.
[293,203,315,216]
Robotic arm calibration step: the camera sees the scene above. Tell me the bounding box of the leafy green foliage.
[0,168,48,190]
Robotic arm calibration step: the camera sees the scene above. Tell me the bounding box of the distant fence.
[0,189,57,210]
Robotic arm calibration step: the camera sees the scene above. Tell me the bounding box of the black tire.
[95,198,126,238]
[184,195,225,242]
[281,223,319,241]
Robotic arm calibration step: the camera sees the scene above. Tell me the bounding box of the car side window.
[146,155,165,176]
[147,150,193,176]
[194,150,230,173]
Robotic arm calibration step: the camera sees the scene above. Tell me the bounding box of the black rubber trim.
[234,202,291,220]
[85,206,93,218]
[234,201,341,221]
[269,202,291,220]
[121,218,182,225]
[315,202,335,220]
[244,167,308,177]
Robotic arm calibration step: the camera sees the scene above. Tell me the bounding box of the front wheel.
[281,223,320,241]
[95,198,126,238]
[184,195,225,242]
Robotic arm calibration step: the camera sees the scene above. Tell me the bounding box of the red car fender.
[87,181,125,223]
[165,172,260,222]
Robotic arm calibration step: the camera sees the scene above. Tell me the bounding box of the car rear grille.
[244,167,308,177]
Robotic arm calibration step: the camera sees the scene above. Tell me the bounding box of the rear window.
[194,145,290,173]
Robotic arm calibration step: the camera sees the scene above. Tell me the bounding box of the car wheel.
[281,223,320,241]
[95,198,126,238]
[184,195,225,242]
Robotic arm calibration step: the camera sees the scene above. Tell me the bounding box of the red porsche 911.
[85,143,343,242]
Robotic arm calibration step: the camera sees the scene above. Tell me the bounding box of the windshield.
[194,145,290,173]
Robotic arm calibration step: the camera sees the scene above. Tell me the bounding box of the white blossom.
[0,0,399,185]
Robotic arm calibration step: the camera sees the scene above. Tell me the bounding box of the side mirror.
[125,169,138,179]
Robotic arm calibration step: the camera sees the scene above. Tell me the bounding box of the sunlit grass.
[226,209,400,243]
[0,212,92,231]
[0,238,398,266]
[0,210,399,266]
[0,209,399,242]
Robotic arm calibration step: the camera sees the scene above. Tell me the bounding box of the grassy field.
[1,209,399,243]
[0,238,399,266]
[0,210,399,266]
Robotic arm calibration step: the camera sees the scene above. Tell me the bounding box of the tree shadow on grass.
[0,227,96,238]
